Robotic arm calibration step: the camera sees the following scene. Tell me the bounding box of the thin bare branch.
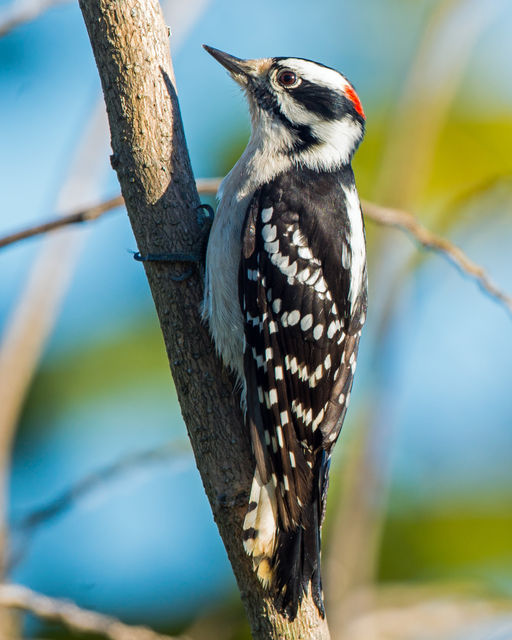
[362,199,512,314]
[7,441,191,572]
[0,0,71,38]
[13,441,189,534]
[2,178,509,316]
[0,583,183,640]
[5,441,188,573]
[0,195,124,249]
[0,182,217,249]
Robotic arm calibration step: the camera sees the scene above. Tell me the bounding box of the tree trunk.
[78,2,330,638]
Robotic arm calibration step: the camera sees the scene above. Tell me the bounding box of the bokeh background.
[1,0,511,638]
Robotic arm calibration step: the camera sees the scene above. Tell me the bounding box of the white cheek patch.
[275,91,311,126]
[305,118,363,167]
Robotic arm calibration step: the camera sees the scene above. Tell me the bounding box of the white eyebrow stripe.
[277,58,350,93]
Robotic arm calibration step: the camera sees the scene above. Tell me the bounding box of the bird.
[202,45,367,619]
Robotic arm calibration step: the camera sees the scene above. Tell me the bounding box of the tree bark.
[78,1,330,638]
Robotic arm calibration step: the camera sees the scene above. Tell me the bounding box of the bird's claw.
[132,203,214,281]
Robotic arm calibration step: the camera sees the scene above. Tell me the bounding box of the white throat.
[219,108,362,206]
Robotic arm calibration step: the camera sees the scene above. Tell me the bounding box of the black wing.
[240,166,367,616]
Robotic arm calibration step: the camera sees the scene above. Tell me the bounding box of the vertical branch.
[78,1,329,638]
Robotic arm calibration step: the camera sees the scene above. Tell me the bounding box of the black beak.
[203,45,259,83]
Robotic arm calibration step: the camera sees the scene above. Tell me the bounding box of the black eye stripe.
[250,80,319,152]
[289,80,360,121]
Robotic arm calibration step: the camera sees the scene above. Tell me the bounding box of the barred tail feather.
[243,469,278,587]
[243,467,325,620]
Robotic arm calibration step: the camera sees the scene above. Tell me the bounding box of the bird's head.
[203,45,365,172]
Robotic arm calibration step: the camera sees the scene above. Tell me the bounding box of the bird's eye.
[276,70,299,88]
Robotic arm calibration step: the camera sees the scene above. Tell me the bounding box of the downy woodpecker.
[202,45,367,619]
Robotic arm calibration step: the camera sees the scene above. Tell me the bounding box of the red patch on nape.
[345,84,365,119]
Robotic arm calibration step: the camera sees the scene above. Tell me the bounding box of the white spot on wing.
[327,321,337,339]
[261,207,273,223]
[306,269,321,286]
[281,260,298,277]
[262,224,277,242]
[271,252,298,277]
[314,277,328,293]
[292,229,306,246]
[312,408,325,432]
[300,314,313,331]
[313,324,324,340]
[264,239,279,254]
[287,356,298,374]
[298,246,314,260]
[288,310,300,326]
[297,267,311,283]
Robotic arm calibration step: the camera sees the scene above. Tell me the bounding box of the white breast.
[202,114,295,383]
[202,176,251,383]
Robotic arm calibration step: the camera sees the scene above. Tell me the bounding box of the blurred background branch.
[0,101,111,638]
[0,583,184,640]
[13,441,189,537]
[8,441,191,573]
[363,199,512,314]
[0,0,71,38]
[1,182,510,314]
[0,195,124,250]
